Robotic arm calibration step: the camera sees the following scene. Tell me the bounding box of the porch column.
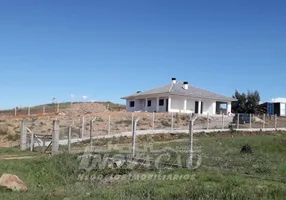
[198,101,201,114]
[156,97,159,112]
[227,102,231,114]
[212,102,216,115]
[145,98,148,112]
[184,99,187,113]
[168,97,171,112]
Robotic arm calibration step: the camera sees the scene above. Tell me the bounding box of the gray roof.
[121,82,236,101]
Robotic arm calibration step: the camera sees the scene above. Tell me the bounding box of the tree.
[232,90,260,114]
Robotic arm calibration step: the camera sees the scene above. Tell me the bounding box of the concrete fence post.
[188,113,197,168]
[131,113,134,133]
[14,107,17,116]
[275,114,277,130]
[30,130,34,152]
[249,114,252,130]
[57,103,60,113]
[207,113,209,130]
[90,119,93,148]
[171,112,174,131]
[52,120,60,156]
[222,113,224,130]
[68,125,71,154]
[108,115,111,135]
[28,106,31,116]
[152,112,155,131]
[80,116,85,138]
[263,114,266,129]
[236,113,240,129]
[43,105,45,115]
[20,120,27,150]
[132,117,140,157]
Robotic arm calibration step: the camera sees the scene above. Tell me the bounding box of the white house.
[121,78,237,115]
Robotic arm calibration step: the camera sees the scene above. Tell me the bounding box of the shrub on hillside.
[0,124,10,135]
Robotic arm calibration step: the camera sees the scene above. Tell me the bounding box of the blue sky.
[0,0,285,109]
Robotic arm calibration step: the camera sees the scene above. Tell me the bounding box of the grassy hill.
[1,131,286,199]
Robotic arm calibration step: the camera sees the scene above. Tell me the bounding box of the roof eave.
[169,92,237,102]
[121,92,170,100]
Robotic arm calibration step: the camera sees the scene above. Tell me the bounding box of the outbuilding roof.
[121,81,236,102]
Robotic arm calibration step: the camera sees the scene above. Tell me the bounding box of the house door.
[195,101,199,113]
[166,99,169,112]
[200,102,203,114]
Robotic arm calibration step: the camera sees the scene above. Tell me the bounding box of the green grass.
[1,132,286,199]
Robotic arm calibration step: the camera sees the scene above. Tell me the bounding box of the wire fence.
[14,112,286,156]
[17,112,286,141]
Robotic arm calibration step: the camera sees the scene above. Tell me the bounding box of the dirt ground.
[0,102,286,147]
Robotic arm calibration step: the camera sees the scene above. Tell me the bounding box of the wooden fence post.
[52,120,60,156]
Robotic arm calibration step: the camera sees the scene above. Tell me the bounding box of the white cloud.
[271,97,286,103]
[82,96,88,100]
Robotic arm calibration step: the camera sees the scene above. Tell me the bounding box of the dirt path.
[0,155,38,160]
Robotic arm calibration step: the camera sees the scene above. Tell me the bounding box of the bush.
[0,124,10,135]
[161,120,171,127]
[5,133,20,141]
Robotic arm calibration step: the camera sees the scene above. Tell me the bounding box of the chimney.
[171,78,177,84]
[183,81,188,90]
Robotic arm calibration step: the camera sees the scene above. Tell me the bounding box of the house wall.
[169,96,217,115]
[146,98,157,112]
[170,97,185,113]
[280,103,286,116]
[126,99,134,112]
[135,99,144,111]
[158,98,167,112]
[186,99,195,113]
[125,95,228,115]
[125,97,167,112]
[202,100,215,114]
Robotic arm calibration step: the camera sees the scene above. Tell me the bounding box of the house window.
[129,101,135,107]
[159,99,164,106]
[148,100,152,107]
